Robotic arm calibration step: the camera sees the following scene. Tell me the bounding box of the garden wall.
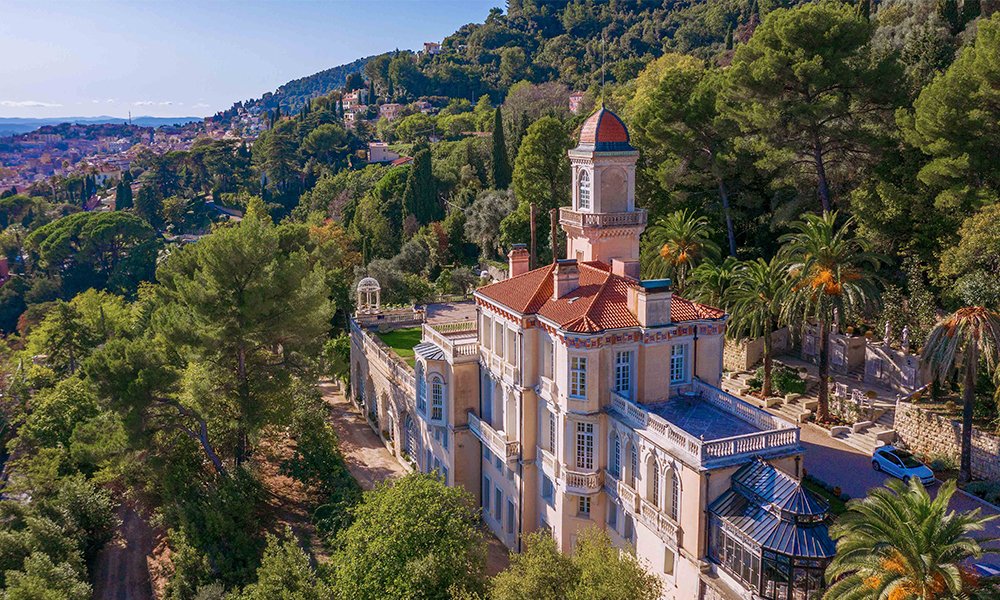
[894,401,1000,481]
[723,327,790,372]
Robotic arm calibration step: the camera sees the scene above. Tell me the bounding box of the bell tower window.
[577,169,591,210]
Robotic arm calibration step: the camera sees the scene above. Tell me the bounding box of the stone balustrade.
[563,468,603,494]
[559,207,647,229]
[468,411,520,461]
[421,323,479,363]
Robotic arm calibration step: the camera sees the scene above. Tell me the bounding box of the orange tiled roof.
[578,107,632,151]
[477,261,725,333]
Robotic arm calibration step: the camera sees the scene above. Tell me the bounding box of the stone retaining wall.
[894,401,1000,481]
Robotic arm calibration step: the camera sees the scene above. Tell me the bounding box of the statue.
[901,326,911,353]
[832,309,839,334]
[883,321,891,346]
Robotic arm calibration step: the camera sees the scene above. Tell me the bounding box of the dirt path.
[320,381,510,574]
[92,501,158,600]
[320,381,407,490]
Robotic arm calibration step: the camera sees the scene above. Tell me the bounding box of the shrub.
[964,481,1000,505]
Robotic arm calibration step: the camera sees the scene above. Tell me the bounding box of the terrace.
[609,379,801,470]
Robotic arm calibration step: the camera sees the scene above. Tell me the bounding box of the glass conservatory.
[708,459,834,600]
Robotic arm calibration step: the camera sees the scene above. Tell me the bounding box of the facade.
[569,91,585,114]
[368,142,401,164]
[379,103,404,121]
[350,108,833,599]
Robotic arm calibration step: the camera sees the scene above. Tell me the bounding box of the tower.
[560,107,646,266]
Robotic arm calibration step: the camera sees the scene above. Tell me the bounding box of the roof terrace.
[610,379,801,470]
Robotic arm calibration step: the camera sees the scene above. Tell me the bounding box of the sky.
[0,0,499,119]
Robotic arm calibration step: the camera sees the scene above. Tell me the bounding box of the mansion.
[350,108,834,600]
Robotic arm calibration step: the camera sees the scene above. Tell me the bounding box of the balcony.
[605,471,678,547]
[539,448,560,478]
[608,378,800,470]
[563,469,603,495]
[559,207,647,229]
[421,322,479,364]
[536,376,555,400]
[468,411,520,461]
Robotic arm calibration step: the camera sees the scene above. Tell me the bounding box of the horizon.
[0,0,499,119]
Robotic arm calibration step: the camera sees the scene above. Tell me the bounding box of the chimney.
[629,279,672,327]
[552,259,580,300]
[508,244,530,278]
[611,258,640,280]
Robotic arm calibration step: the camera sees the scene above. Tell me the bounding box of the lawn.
[803,477,849,516]
[376,327,422,367]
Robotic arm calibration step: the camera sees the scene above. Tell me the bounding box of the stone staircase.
[829,408,896,455]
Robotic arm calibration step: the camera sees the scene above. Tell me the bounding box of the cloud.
[194,102,210,108]
[0,100,63,108]
[132,100,175,107]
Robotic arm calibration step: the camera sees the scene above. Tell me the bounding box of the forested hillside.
[2,0,1000,598]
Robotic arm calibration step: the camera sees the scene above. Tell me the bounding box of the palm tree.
[780,212,880,422]
[921,307,1000,483]
[726,256,788,398]
[687,256,739,308]
[825,478,995,600]
[640,209,720,295]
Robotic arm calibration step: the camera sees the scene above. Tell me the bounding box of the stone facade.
[723,327,790,373]
[895,401,1000,481]
[863,343,927,394]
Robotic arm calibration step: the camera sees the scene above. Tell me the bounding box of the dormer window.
[577,169,591,210]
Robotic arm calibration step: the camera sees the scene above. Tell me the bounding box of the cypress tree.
[115,180,133,210]
[940,0,961,34]
[963,0,981,25]
[368,78,375,104]
[491,107,512,189]
[725,25,734,50]
[402,149,438,225]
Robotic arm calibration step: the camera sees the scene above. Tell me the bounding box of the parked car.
[872,446,935,485]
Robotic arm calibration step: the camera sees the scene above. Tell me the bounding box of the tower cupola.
[561,107,646,265]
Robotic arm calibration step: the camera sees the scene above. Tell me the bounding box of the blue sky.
[0,0,499,118]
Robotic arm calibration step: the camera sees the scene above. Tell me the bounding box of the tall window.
[481,314,491,350]
[570,356,587,399]
[578,495,591,517]
[494,321,504,358]
[670,344,688,384]
[431,376,445,421]
[577,169,591,210]
[651,461,661,507]
[629,445,638,487]
[576,422,594,470]
[548,411,557,454]
[610,434,621,478]
[615,350,633,397]
[670,471,680,520]
[416,365,426,413]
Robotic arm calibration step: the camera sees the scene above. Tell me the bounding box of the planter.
[851,421,873,433]
[764,396,784,408]
[875,429,897,444]
[830,426,852,437]
[802,399,819,411]
[784,393,801,402]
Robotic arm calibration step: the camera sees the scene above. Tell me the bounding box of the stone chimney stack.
[508,244,530,278]
[629,279,672,327]
[611,258,640,280]
[552,259,580,299]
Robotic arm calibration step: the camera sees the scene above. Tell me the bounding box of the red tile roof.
[578,107,631,149]
[477,261,725,333]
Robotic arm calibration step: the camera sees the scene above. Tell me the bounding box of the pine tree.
[491,107,512,189]
[856,0,871,21]
[401,149,438,225]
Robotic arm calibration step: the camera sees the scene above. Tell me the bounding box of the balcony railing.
[608,379,800,469]
[537,376,555,400]
[559,207,647,229]
[351,320,416,393]
[468,411,520,461]
[563,469,603,494]
[638,498,679,547]
[539,448,560,478]
[421,323,479,363]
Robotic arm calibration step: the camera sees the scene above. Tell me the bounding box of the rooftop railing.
[559,207,648,229]
[609,379,800,470]
[350,319,416,393]
[421,322,479,363]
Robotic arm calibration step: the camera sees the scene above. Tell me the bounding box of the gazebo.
[356,277,381,315]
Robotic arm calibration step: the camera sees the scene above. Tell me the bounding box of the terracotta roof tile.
[577,108,633,151]
[477,261,725,333]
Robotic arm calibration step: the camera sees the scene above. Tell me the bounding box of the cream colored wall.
[695,332,725,386]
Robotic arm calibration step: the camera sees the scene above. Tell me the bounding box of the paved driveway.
[800,422,1000,561]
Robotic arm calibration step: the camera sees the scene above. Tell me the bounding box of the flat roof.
[425,301,477,325]
[647,397,763,440]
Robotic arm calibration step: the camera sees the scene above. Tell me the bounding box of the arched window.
[650,460,661,507]
[416,364,426,413]
[577,169,591,210]
[610,434,621,478]
[431,376,445,421]
[669,470,680,520]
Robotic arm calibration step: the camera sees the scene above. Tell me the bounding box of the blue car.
[872,446,936,485]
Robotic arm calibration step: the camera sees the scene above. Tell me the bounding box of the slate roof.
[709,459,835,560]
[476,261,725,334]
